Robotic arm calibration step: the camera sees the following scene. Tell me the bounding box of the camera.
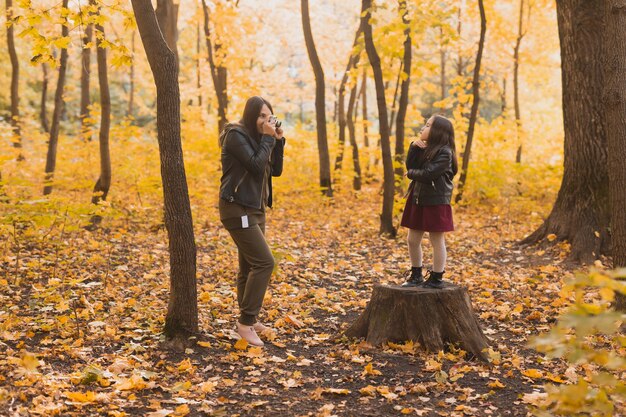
[269,115,282,129]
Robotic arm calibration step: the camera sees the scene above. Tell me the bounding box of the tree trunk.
[501,77,507,113]
[91,8,111,214]
[456,0,465,77]
[6,0,21,150]
[128,31,135,118]
[40,63,49,133]
[0,171,7,203]
[455,0,486,204]
[513,0,527,163]
[345,284,489,361]
[347,84,362,191]
[156,0,179,65]
[604,0,626,311]
[388,60,403,137]
[440,27,447,102]
[80,22,93,140]
[360,67,371,176]
[361,67,369,149]
[201,0,229,136]
[395,0,411,194]
[196,20,202,107]
[302,0,333,196]
[522,0,609,263]
[361,0,395,236]
[43,0,70,196]
[334,29,362,176]
[131,0,198,341]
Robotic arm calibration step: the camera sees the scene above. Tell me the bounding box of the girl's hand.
[415,139,427,148]
[262,119,277,136]
[275,126,284,139]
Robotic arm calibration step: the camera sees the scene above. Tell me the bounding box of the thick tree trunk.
[513,0,527,163]
[91,12,111,212]
[395,0,411,194]
[156,0,179,64]
[201,0,228,136]
[455,0,486,204]
[345,284,489,361]
[302,0,333,196]
[80,22,93,140]
[361,0,395,236]
[346,84,362,191]
[40,63,50,133]
[6,0,21,149]
[43,0,70,196]
[128,31,135,118]
[334,29,362,176]
[522,0,609,263]
[131,0,198,340]
[604,0,626,311]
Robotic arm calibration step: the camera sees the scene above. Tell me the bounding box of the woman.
[400,114,457,289]
[219,96,285,346]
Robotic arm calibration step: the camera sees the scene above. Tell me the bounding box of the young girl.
[219,96,286,346]
[401,115,458,289]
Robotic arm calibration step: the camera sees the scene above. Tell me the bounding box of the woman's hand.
[261,119,277,136]
[274,126,284,139]
[414,139,427,148]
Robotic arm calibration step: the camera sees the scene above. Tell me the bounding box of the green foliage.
[529,269,626,417]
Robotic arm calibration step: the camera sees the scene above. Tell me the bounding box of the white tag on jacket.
[241,215,249,229]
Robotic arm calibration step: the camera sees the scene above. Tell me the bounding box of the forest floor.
[0,180,598,417]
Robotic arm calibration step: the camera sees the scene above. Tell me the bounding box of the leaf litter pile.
[0,177,587,417]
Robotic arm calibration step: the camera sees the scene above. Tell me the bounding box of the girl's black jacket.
[219,124,285,209]
[405,143,456,206]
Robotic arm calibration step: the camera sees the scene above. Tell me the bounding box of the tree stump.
[345,283,489,361]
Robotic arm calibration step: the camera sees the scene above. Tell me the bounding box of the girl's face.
[420,116,435,142]
[256,104,272,134]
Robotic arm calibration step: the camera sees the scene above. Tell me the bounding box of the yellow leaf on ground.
[324,388,350,395]
[234,338,248,350]
[173,404,190,416]
[488,379,505,388]
[362,363,382,377]
[21,351,40,372]
[545,372,565,383]
[64,391,97,403]
[285,314,304,328]
[425,359,442,372]
[359,385,377,396]
[522,369,544,379]
[116,374,147,391]
[146,410,174,417]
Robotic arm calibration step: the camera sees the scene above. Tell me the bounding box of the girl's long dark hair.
[239,96,274,141]
[424,115,458,174]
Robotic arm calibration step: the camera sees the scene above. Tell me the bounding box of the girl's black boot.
[423,271,445,289]
[401,267,424,287]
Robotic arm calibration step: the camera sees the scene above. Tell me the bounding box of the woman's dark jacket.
[219,124,285,209]
[405,143,456,206]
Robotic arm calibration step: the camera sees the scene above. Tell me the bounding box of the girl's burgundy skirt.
[401,190,454,232]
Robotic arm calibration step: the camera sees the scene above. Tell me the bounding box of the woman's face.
[256,104,272,134]
[420,116,434,142]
